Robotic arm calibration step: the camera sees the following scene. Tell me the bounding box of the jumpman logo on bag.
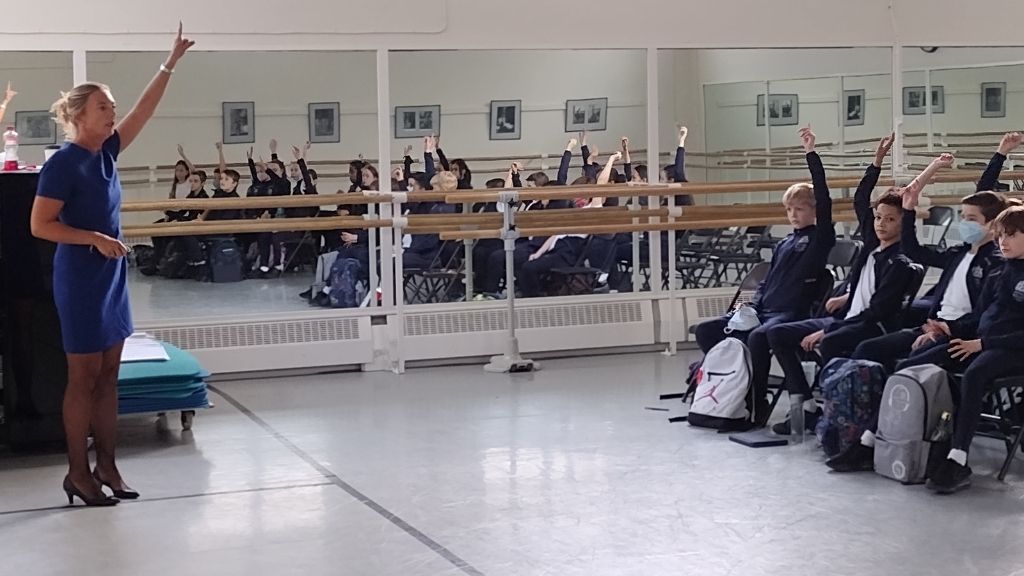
[697,370,735,405]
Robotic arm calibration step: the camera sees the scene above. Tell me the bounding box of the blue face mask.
[959,220,987,245]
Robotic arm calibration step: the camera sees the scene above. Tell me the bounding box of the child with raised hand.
[829,153,1016,473]
[849,138,1020,374]
[694,126,838,425]
[766,133,922,434]
[665,126,693,206]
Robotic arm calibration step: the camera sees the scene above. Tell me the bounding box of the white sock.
[861,430,876,448]
[598,272,609,284]
[947,448,968,467]
[803,399,817,413]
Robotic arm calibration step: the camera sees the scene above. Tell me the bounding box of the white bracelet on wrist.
[159,63,174,75]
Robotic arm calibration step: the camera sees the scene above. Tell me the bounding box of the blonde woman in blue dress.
[31,24,194,507]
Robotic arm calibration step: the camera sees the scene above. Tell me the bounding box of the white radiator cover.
[138,312,375,374]
[401,296,655,361]
[131,293,752,374]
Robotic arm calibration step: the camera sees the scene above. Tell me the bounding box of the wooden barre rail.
[117,167,1024,217]
[123,216,391,238]
[123,188,1024,238]
[438,213,861,241]
[120,193,397,212]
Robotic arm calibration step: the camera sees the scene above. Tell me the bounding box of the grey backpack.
[874,364,954,485]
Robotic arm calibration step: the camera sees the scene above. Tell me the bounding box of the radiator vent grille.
[147,318,361,350]
[405,301,645,337]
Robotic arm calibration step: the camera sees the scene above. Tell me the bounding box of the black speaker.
[0,172,67,450]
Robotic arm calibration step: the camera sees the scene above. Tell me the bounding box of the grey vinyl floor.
[3,351,1023,576]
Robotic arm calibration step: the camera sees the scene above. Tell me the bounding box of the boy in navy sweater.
[765,134,917,433]
[694,127,837,423]
[850,137,1021,372]
[910,206,1024,493]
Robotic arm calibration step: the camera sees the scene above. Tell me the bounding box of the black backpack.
[207,238,243,283]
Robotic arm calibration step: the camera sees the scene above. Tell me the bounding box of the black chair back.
[827,239,862,273]
[809,268,837,318]
[900,263,927,317]
[726,261,771,311]
[923,206,955,249]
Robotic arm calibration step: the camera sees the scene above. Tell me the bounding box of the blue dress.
[37,131,133,354]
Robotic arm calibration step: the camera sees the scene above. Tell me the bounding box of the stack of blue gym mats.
[117,343,212,415]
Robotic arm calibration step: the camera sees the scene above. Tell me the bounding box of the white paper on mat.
[120,332,170,363]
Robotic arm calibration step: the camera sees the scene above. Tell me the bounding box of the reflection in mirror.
[387,50,649,303]
[697,48,893,201]
[902,47,1024,247]
[0,52,73,163]
[85,51,379,324]
[656,49,895,292]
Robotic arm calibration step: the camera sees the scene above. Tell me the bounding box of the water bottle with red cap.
[3,126,18,171]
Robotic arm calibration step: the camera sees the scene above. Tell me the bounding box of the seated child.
[693,127,837,424]
[765,134,918,434]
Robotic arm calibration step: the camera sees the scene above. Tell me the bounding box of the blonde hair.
[782,183,814,207]
[51,82,109,140]
[431,170,458,192]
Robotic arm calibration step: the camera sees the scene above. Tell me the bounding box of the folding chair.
[827,239,862,281]
[921,205,955,250]
[706,226,767,286]
[970,375,1024,481]
[280,231,319,272]
[420,242,466,303]
[403,240,464,304]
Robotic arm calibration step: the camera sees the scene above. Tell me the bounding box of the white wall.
[86,51,378,189]
[9,0,1024,52]
[388,50,646,170]
[74,49,645,208]
[0,52,73,162]
[923,64,1024,135]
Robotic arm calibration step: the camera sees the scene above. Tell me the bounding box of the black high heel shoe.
[63,476,118,507]
[92,469,140,500]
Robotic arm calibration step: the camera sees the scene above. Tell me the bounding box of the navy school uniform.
[479,151,575,294]
[766,161,914,400]
[154,187,210,262]
[481,198,574,295]
[518,234,588,297]
[693,151,836,405]
[853,149,1008,370]
[897,259,1024,452]
[177,187,243,264]
[404,200,456,270]
[471,172,522,287]
[283,158,318,219]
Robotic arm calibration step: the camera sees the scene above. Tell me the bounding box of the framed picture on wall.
[756,94,799,126]
[902,86,945,115]
[843,89,866,127]
[308,102,340,143]
[222,101,255,144]
[490,100,521,140]
[565,97,608,132]
[15,110,56,145]
[981,82,1006,118]
[395,105,441,138]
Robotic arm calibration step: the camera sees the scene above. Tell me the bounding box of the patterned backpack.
[815,358,887,457]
